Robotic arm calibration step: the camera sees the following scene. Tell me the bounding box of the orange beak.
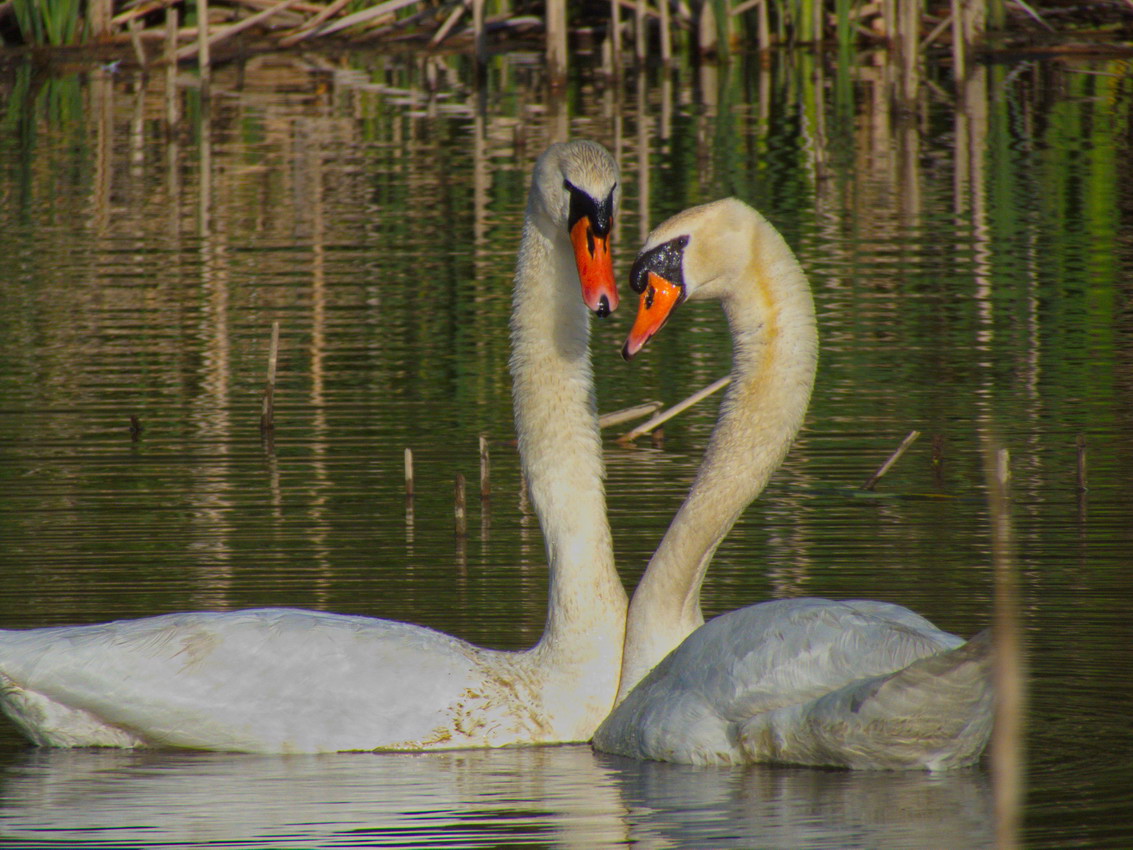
[622,272,683,360]
[570,217,618,317]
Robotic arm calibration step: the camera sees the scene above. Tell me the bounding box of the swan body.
[593,198,993,769]
[0,140,628,754]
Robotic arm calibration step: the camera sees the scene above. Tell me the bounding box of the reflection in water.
[0,746,993,849]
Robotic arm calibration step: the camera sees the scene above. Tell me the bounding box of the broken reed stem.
[618,376,731,443]
[454,472,467,538]
[259,321,280,433]
[429,0,468,46]
[860,429,921,490]
[404,447,415,499]
[479,434,491,502]
[598,400,662,430]
[987,445,1025,850]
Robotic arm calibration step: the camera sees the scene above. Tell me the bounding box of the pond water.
[0,46,1131,847]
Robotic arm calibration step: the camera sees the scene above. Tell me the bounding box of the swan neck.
[509,210,626,673]
[617,222,817,700]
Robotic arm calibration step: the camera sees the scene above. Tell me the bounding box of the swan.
[592,198,994,769]
[0,140,628,754]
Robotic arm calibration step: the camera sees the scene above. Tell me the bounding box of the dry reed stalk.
[278,0,351,45]
[111,0,179,29]
[230,0,323,14]
[314,0,423,39]
[177,0,306,60]
[197,0,210,85]
[454,473,468,538]
[259,320,281,433]
[430,0,470,46]
[987,445,1025,850]
[860,430,921,490]
[618,376,731,443]
[598,401,663,430]
[479,434,491,501]
[128,18,147,65]
[404,447,415,499]
[546,0,567,82]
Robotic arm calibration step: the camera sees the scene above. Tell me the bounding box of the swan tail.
[738,628,995,770]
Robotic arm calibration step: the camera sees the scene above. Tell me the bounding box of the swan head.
[622,198,758,359]
[530,141,620,318]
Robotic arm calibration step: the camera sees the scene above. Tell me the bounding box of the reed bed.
[2,0,1130,77]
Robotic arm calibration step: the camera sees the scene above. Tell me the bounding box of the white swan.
[0,140,628,754]
[592,198,994,769]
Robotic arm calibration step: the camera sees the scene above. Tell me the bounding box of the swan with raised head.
[592,198,993,769]
[0,140,628,754]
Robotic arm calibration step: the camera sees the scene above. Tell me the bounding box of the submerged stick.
[404,447,415,499]
[860,429,921,490]
[1076,434,1087,492]
[479,434,491,502]
[454,472,467,538]
[260,321,280,433]
[618,376,730,443]
[599,401,662,430]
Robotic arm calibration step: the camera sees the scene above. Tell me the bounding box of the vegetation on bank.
[1,0,1131,67]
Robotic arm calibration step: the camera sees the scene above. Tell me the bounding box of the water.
[1,49,1132,846]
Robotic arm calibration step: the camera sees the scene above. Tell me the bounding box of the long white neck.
[616,219,817,701]
[509,204,627,700]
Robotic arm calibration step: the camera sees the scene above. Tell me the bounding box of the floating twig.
[860,429,921,491]
[129,415,144,442]
[598,400,662,430]
[260,321,280,433]
[618,376,730,443]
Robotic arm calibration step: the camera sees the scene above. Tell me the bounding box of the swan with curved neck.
[593,198,993,769]
[0,140,628,754]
